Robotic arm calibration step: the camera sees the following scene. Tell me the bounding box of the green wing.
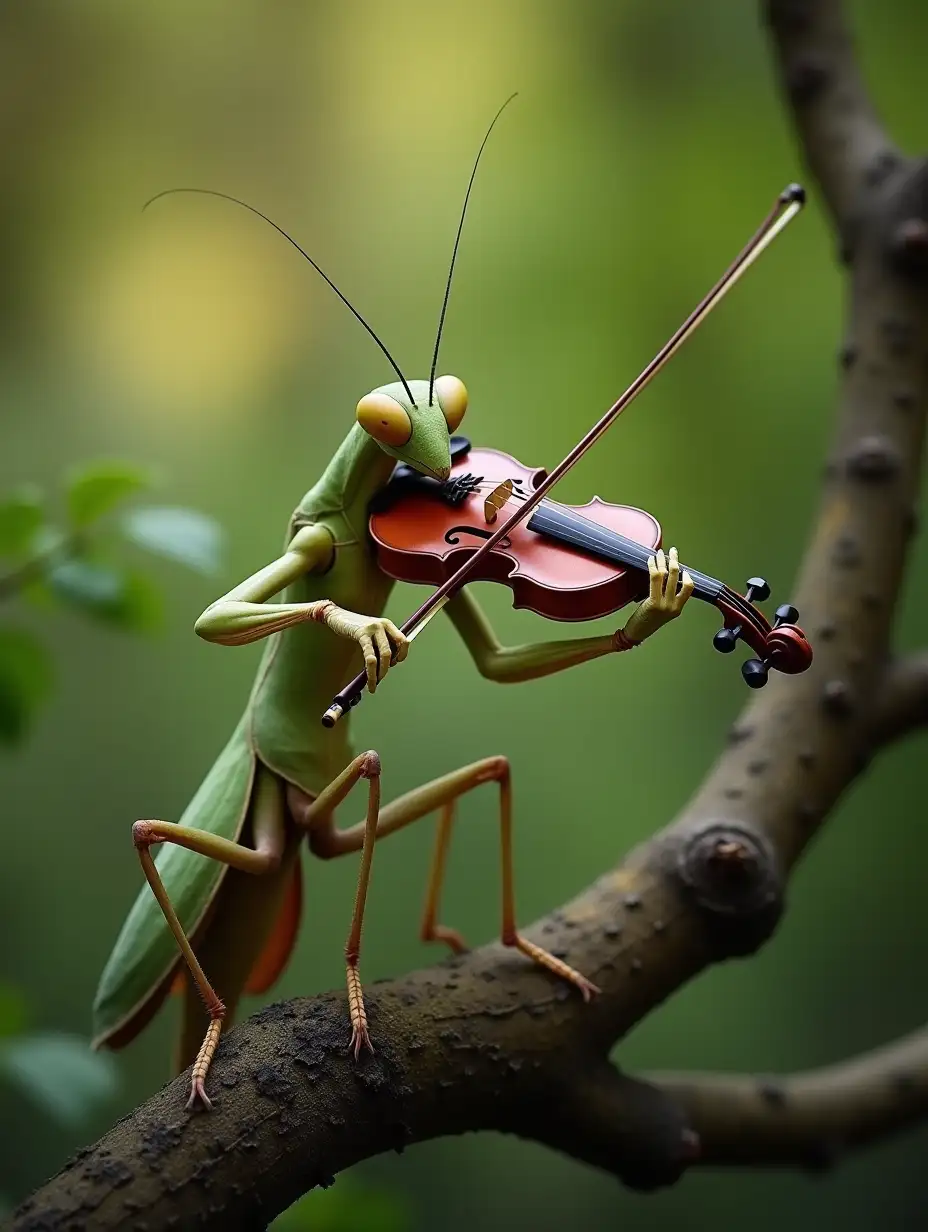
[92,715,255,1046]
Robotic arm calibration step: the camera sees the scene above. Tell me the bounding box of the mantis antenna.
[428,92,518,405]
[142,187,418,405]
[144,94,520,408]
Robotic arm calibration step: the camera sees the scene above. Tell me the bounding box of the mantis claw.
[345,961,372,1060]
[185,1076,213,1112]
[507,933,601,1002]
[574,973,601,1003]
[349,1022,374,1060]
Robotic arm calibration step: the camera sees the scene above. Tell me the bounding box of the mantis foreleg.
[445,549,693,681]
[194,521,406,689]
[132,766,287,1110]
[193,523,335,644]
[445,587,617,682]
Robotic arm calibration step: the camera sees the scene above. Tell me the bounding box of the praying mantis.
[92,104,805,1112]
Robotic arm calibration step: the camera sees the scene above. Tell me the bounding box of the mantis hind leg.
[289,754,599,1057]
[133,763,288,1110]
[175,843,302,1079]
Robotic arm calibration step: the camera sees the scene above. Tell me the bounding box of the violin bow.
[322,184,806,727]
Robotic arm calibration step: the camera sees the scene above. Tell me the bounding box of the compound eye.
[434,375,468,431]
[356,392,412,447]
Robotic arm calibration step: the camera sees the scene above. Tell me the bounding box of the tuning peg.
[713,627,740,654]
[774,603,799,626]
[742,658,769,688]
[745,577,770,604]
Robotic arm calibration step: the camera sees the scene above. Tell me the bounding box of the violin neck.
[526,502,723,603]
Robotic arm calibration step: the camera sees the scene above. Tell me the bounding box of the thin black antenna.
[428,93,518,405]
[143,187,417,405]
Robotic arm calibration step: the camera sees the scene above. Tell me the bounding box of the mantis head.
[356,376,467,481]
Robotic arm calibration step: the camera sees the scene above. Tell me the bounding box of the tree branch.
[870,653,928,748]
[12,2,928,1228]
[763,0,901,232]
[648,1026,928,1170]
[524,1062,700,1192]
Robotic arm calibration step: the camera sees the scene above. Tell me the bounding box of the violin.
[321,184,809,727]
[368,436,813,687]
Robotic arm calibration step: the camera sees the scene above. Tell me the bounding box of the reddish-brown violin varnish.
[369,447,662,622]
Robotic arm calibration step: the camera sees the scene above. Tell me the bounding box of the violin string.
[716,584,769,641]
[466,484,774,642]
[456,476,769,636]
[454,478,722,599]
[442,473,766,628]
[466,480,662,569]
[468,480,659,565]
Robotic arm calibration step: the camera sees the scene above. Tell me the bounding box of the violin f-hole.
[444,526,513,549]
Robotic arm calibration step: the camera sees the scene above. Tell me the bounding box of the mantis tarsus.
[92,103,801,1112]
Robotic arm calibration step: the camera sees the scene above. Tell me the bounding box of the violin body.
[370,444,660,622]
[368,436,813,689]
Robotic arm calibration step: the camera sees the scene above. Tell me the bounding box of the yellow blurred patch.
[69,203,306,418]
[324,0,579,179]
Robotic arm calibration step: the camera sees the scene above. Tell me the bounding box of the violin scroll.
[763,616,814,673]
[712,578,813,689]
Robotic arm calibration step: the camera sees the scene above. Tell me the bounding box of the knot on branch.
[822,677,856,718]
[672,823,783,957]
[890,217,928,277]
[864,151,905,192]
[881,157,928,283]
[844,435,902,483]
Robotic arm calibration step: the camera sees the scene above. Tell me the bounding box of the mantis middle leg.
[132,765,288,1110]
[289,754,599,1056]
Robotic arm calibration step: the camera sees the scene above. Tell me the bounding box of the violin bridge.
[484,479,515,524]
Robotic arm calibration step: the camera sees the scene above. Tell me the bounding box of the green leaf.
[48,560,163,631]
[66,462,150,528]
[271,1183,409,1232]
[0,626,54,745]
[122,506,223,575]
[0,984,29,1038]
[48,559,122,609]
[0,1033,118,1127]
[0,486,44,557]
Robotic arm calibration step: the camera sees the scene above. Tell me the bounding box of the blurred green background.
[3,0,928,1227]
